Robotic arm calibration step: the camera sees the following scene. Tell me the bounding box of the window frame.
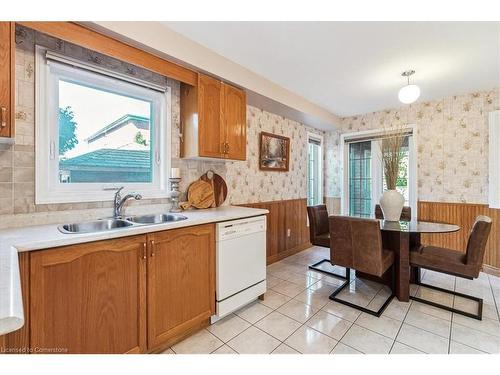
[35,46,171,204]
[340,126,417,217]
[307,132,323,207]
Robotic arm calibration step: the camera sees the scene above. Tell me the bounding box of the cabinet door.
[147,224,215,349]
[30,236,147,354]
[223,83,247,160]
[198,74,224,158]
[0,22,14,138]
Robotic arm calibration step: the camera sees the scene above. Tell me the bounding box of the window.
[341,128,417,218]
[307,134,323,206]
[348,141,372,217]
[35,47,171,204]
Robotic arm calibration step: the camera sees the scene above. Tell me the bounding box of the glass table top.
[379,219,460,233]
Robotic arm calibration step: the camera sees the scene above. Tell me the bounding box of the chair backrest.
[465,215,492,272]
[375,204,412,221]
[307,204,329,237]
[329,215,385,276]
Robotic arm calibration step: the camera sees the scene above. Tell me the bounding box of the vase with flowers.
[379,126,406,221]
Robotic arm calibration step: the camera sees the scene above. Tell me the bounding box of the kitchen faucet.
[112,187,142,218]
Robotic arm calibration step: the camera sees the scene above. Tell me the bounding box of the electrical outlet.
[287,228,291,237]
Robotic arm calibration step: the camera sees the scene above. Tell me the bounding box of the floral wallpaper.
[0,26,325,229]
[325,88,500,204]
[224,107,324,204]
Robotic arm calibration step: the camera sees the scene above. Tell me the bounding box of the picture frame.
[259,132,290,172]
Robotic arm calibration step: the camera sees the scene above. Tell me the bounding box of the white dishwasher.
[212,215,267,323]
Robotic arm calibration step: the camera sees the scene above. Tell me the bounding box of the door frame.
[340,125,418,218]
[307,132,324,207]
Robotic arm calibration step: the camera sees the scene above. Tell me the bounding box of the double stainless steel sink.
[58,214,188,234]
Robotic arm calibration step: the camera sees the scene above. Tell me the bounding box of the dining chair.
[410,215,492,320]
[306,205,348,280]
[328,215,396,317]
[374,204,412,221]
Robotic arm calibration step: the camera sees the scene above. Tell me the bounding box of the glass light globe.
[398,84,420,104]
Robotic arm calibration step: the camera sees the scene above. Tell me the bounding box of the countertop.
[0,205,268,336]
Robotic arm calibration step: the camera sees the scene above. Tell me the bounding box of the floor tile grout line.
[487,274,500,321]
[327,319,356,353]
[448,277,457,353]
[452,319,500,339]
[389,299,413,353]
[402,320,452,340]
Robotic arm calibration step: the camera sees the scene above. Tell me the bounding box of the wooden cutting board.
[200,171,228,207]
[182,179,215,209]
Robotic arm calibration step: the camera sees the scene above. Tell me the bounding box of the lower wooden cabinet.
[0,224,216,354]
[147,224,215,349]
[30,235,148,354]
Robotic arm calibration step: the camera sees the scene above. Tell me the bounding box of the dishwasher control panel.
[216,216,266,241]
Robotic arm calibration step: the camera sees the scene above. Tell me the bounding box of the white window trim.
[35,46,171,204]
[340,126,417,217]
[307,132,324,206]
[489,111,500,208]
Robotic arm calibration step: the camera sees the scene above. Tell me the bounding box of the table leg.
[384,231,410,302]
[409,233,421,283]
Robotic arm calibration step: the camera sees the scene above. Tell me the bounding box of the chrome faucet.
[112,187,142,218]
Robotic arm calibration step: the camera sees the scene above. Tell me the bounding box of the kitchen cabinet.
[0,22,14,139]
[147,224,215,349]
[29,236,147,354]
[0,224,216,354]
[181,73,247,160]
[223,83,247,160]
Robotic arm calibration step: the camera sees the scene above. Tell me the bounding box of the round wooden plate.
[185,179,215,209]
[200,170,228,207]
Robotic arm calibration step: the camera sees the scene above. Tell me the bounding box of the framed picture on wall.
[259,132,290,172]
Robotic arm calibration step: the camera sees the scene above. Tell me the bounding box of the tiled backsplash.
[0,27,323,229]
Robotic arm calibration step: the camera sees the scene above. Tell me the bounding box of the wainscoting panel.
[241,198,311,264]
[418,201,500,270]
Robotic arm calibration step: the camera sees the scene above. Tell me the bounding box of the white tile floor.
[163,246,500,354]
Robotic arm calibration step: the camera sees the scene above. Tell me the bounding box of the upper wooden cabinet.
[223,83,247,160]
[29,236,148,354]
[147,224,215,349]
[181,73,247,161]
[0,22,14,138]
[198,75,224,158]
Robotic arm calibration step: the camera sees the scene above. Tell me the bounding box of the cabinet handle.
[142,242,147,260]
[221,142,226,155]
[0,107,6,128]
[150,240,155,257]
[226,143,230,154]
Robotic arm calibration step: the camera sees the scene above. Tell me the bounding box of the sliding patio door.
[348,141,373,217]
[342,130,416,218]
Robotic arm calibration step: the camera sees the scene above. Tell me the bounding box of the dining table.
[373,219,460,302]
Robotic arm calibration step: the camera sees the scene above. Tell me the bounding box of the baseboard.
[148,317,211,354]
[482,264,500,278]
[267,241,311,265]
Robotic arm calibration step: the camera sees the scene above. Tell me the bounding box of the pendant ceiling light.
[398,70,420,104]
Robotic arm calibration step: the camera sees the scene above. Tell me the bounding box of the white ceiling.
[163,22,500,117]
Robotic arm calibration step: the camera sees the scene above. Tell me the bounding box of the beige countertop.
[0,205,268,336]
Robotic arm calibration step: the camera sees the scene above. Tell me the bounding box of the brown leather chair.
[328,215,395,317]
[375,204,412,221]
[307,204,330,248]
[306,205,348,279]
[410,215,492,320]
